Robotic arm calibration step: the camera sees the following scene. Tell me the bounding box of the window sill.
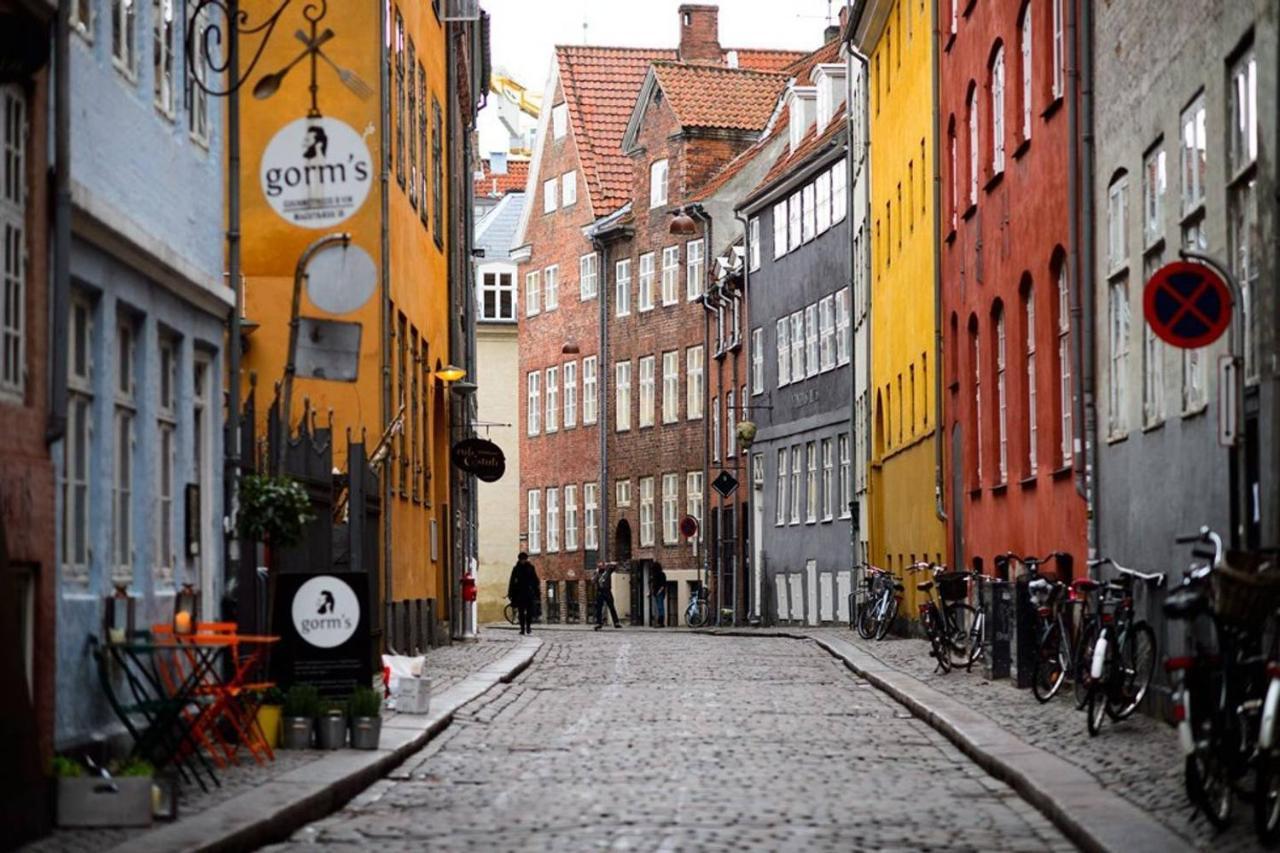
[1142,418,1165,434]
[984,170,1004,193]
[1019,474,1038,489]
[968,486,983,499]
[1042,96,1063,120]
[945,32,955,52]
[1106,264,1128,282]
[1051,464,1073,480]
[962,203,977,221]
[1181,402,1208,419]
[1179,203,1206,227]
[1143,235,1166,257]
[945,228,956,244]
[948,379,960,392]
[990,482,1008,496]
[1106,431,1128,445]
[1012,137,1030,160]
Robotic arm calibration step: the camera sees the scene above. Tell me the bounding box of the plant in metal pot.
[281,685,320,749]
[316,700,347,750]
[348,687,383,750]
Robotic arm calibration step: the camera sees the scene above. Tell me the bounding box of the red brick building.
[939,0,1086,578]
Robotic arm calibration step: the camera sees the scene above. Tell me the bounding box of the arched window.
[992,300,1007,484]
[990,44,1006,174]
[969,316,982,487]
[967,83,979,206]
[1019,3,1032,141]
[874,390,885,458]
[947,115,958,231]
[1050,0,1064,99]
[1052,252,1072,466]
[1021,278,1037,476]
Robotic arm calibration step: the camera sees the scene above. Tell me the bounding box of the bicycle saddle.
[916,581,933,592]
[1163,585,1207,620]
[1071,578,1100,593]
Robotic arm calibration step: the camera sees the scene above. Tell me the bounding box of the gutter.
[930,0,945,524]
[379,0,393,632]
[47,0,69,445]
[689,203,714,613]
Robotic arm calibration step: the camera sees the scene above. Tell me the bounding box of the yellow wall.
[866,0,946,616]
[238,2,451,608]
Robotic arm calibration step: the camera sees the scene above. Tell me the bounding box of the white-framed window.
[749,217,761,270]
[542,177,557,213]
[1051,0,1063,99]
[819,295,836,371]
[773,201,788,259]
[1,85,26,402]
[790,445,803,524]
[821,438,834,521]
[552,102,568,139]
[649,159,668,208]
[543,264,559,311]
[584,482,599,551]
[545,365,559,432]
[615,258,631,316]
[776,317,790,386]
[638,355,655,428]
[686,345,703,419]
[686,472,703,548]
[802,182,816,242]
[579,252,597,300]
[582,356,598,424]
[1056,265,1072,465]
[1142,146,1166,249]
[790,312,805,382]
[1229,47,1259,384]
[775,448,788,526]
[836,287,851,365]
[1142,298,1165,428]
[973,329,984,484]
[788,193,802,252]
[1180,93,1207,215]
[546,487,560,552]
[751,328,764,393]
[661,245,680,306]
[71,0,94,37]
[639,476,655,546]
[990,45,1005,174]
[526,489,541,553]
[662,350,679,423]
[1106,174,1128,274]
[563,360,577,428]
[480,270,516,321]
[715,301,725,353]
[62,295,94,581]
[995,307,1008,484]
[156,335,178,583]
[638,252,655,312]
[1108,278,1130,438]
[711,396,720,462]
[616,478,632,508]
[1025,288,1038,475]
[662,473,679,544]
[615,360,631,432]
[561,171,577,207]
[947,121,959,231]
[112,0,138,75]
[1019,3,1032,141]
[838,433,852,517]
[525,270,541,316]
[804,304,819,377]
[526,370,541,435]
[726,390,736,458]
[113,318,137,584]
[686,239,704,300]
[1229,46,1257,177]
[564,484,579,551]
[816,171,832,234]
[831,160,847,223]
[186,2,212,141]
[967,85,979,206]
[153,0,176,115]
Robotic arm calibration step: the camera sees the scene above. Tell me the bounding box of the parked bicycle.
[1082,559,1163,736]
[960,569,1000,672]
[685,585,711,628]
[857,564,902,641]
[908,562,975,672]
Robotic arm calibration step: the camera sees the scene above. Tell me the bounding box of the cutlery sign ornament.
[261,116,373,227]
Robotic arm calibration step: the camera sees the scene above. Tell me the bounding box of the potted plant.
[237,473,316,548]
[55,756,154,828]
[256,686,286,749]
[316,700,347,750]
[348,687,382,750]
[281,685,320,749]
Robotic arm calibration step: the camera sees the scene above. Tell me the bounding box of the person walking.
[594,563,622,631]
[508,551,540,635]
[650,563,668,627]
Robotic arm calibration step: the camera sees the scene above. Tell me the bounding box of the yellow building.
[851,0,946,614]
[237,2,462,623]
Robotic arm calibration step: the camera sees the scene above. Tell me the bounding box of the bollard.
[1014,575,1037,689]
[986,579,1013,680]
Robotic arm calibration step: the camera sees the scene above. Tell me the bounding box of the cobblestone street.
[272,631,1073,852]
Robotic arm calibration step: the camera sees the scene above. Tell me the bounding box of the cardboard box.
[394,676,432,714]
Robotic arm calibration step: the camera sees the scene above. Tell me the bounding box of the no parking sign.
[1142,261,1232,349]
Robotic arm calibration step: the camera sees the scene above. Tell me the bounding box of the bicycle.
[857,564,902,641]
[1029,575,1071,702]
[686,585,711,628]
[908,562,976,673]
[1083,559,1163,736]
[504,602,518,625]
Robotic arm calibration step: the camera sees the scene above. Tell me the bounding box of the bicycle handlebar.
[1174,527,1225,570]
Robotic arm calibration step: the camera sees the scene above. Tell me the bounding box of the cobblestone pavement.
[23,634,519,853]
[822,629,1254,852]
[271,632,1073,852]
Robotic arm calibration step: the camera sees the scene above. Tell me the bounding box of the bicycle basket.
[1212,551,1280,628]
[936,572,969,602]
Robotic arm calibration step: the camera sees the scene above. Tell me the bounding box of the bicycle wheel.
[1074,621,1099,710]
[1032,625,1068,704]
[924,610,952,673]
[945,603,977,667]
[1187,752,1233,829]
[1086,684,1106,736]
[965,613,985,670]
[686,599,707,628]
[1256,749,1280,843]
[504,603,518,625]
[1107,622,1156,721]
[857,595,880,640]
[875,595,899,640]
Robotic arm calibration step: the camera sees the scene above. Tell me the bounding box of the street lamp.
[669,207,698,235]
[434,364,467,384]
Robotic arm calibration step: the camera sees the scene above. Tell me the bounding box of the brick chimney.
[678,5,722,65]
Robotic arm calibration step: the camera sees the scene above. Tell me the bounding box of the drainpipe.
[47,1,69,446]
[591,235,610,566]
[689,204,713,618]
[734,209,753,619]
[930,1,946,525]
[379,0,393,635]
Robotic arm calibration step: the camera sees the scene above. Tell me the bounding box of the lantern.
[103,584,135,644]
[174,583,201,635]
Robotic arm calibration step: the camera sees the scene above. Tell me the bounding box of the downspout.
[379,0,393,635]
[47,0,69,445]
[689,204,713,617]
[930,0,946,523]
[591,235,609,565]
[734,209,752,620]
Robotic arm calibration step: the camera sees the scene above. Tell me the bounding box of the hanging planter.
[237,473,316,548]
[736,420,758,450]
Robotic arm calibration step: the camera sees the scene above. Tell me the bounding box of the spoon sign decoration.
[252,28,336,100]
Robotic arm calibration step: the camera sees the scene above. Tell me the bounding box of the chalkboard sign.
[272,572,372,697]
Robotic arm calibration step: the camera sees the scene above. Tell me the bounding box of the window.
[583,356,598,424]
[686,239,704,300]
[1108,278,1130,437]
[394,13,405,187]
[1142,274,1164,428]
[816,171,832,234]
[726,390,736,458]
[836,288,851,366]
[776,318,790,387]
[686,472,703,548]
[1180,94,1207,215]
[973,326,983,485]
[990,45,1005,174]
[1229,47,1257,177]
[821,438,834,521]
[638,252,655,311]
[950,0,958,36]
[1024,287,1038,475]
[1019,4,1032,141]
[947,118,958,230]
[1055,264,1072,465]
[662,351,679,423]
[584,483,599,550]
[686,346,703,419]
[805,304,819,377]
[662,473,679,544]
[527,490,541,553]
[1107,174,1128,273]
[994,306,1008,484]
[751,328,764,393]
[416,70,427,222]
[819,295,836,371]
[615,360,631,432]
[749,218,761,270]
[479,270,516,321]
[525,270,541,316]
[638,355,655,428]
[790,312,805,381]
[1,86,26,401]
[562,171,577,207]
[112,0,137,74]
[63,296,93,581]
[407,39,418,209]
[790,445,802,524]
[775,448,788,526]
[802,183,816,242]
[156,335,178,583]
[616,479,632,508]
[805,442,817,523]
[838,433,852,517]
[431,97,443,246]
[545,365,559,432]
[565,485,579,551]
[71,0,93,36]
[543,177,557,213]
[711,397,720,462]
[552,102,567,139]
[967,84,979,206]
[526,371,541,435]
[186,3,210,141]
[832,160,847,223]
[579,253,597,300]
[546,487,560,552]
[1229,48,1259,383]
[543,265,559,311]
[773,201,788,259]
[153,0,175,115]
[649,159,668,208]
[788,193,802,252]
[639,477,655,546]
[1143,147,1166,249]
[113,319,137,583]
[615,259,631,316]
[1051,0,1063,99]
[661,246,679,305]
[563,360,577,428]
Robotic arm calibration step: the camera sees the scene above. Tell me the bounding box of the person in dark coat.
[650,563,668,626]
[594,564,622,631]
[508,552,540,635]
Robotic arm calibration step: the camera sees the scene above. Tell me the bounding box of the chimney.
[678,5,722,65]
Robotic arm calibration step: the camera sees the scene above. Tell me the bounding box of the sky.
[477,0,840,154]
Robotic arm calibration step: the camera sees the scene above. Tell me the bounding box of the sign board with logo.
[451,438,506,482]
[272,572,372,697]
[260,117,374,228]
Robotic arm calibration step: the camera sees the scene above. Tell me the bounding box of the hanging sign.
[451,438,507,482]
[712,471,739,498]
[1142,261,1232,350]
[260,117,373,228]
[679,515,699,539]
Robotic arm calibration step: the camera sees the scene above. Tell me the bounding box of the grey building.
[740,75,855,626]
[1091,1,1278,662]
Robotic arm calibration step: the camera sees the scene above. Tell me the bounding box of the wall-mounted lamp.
[434,364,467,383]
[562,341,581,354]
[668,208,697,235]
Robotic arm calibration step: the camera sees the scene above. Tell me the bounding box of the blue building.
[55,0,229,748]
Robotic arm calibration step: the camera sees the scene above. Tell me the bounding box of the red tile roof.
[735,48,810,73]
[650,63,788,132]
[751,110,846,196]
[474,158,530,198]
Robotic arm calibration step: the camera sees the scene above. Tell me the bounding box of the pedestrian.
[594,563,622,631]
[650,563,668,627]
[508,551,540,635]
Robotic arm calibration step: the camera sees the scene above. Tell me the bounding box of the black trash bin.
[1014,575,1038,688]
[985,578,1014,680]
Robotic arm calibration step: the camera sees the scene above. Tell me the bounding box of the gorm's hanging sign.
[261,117,373,228]
[451,438,507,483]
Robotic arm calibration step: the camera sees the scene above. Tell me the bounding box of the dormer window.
[813,65,847,131]
[650,158,669,208]
[787,86,817,154]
